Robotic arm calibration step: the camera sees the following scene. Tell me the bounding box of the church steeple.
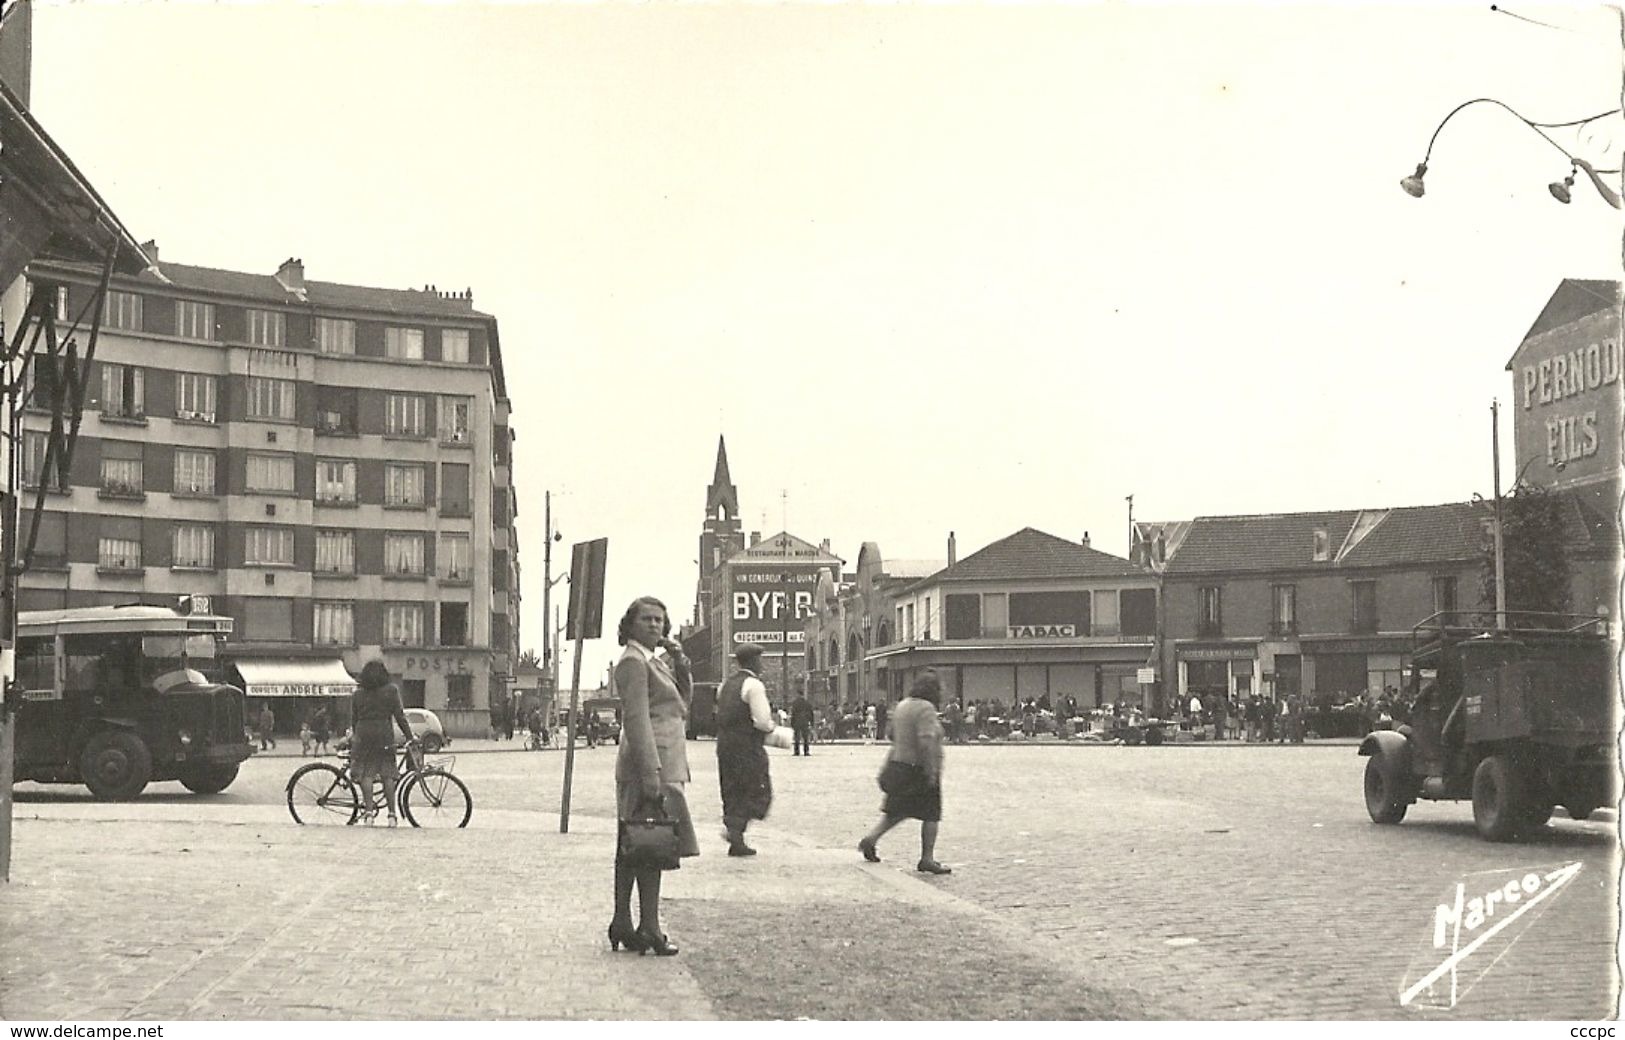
[705,435,739,519]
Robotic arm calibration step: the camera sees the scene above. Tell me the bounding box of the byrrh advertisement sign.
[730,567,817,646]
[1509,282,1621,489]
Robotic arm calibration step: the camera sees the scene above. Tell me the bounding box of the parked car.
[405,708,449,753]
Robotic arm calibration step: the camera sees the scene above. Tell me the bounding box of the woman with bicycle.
[350,659,417,826]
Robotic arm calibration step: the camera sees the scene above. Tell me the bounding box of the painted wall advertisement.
[729,567,817,645]
[1512,310,1620,488]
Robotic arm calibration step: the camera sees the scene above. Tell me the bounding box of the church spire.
[706,435,739,518]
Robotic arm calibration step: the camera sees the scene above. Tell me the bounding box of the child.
[299,720,314,757]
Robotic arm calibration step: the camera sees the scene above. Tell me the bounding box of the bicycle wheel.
[400,768,472,828]
[286,763,358,825]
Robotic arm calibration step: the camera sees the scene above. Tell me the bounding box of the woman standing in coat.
[858,670,951,874]
[609,596,699,957]
[715,642,776,856]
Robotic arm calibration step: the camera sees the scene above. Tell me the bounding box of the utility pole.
[542,491,554,675]
[1491,401,1507,631]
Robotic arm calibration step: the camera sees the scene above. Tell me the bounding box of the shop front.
[871,642,1156,713]
[385,648,497,740]
[230,658,358,736]
[1176,643,1258,703]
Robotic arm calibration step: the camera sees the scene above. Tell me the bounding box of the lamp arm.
[1420,98,1613,165]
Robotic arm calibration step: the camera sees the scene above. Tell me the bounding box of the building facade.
[1151,504,1484,710]
[1503,278,1621,619]
[16,253,521,737]
[862,528,1159,710]
[708,530,842,700]
[803,541,943,711]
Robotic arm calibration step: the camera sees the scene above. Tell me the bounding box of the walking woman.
[349,660,416,826]
[609,596,699,957]
[716,643,775,856]
[858,670,951,874]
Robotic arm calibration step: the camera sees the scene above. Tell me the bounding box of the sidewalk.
[0,802,1149,1021]
[245,735,1362,760]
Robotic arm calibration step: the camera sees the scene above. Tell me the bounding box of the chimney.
[1082,531,1091,548]
[275,257,304,293]
[820,538,830,553]
[947,531,957,566]
[750,531,760,547]
[140,239,159,264]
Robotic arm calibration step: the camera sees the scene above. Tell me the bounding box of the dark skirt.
[882,762,942,822]
[351,719,398,782]
[716,733,772,822]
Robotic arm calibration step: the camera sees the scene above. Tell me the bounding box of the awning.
[234,659,357,699]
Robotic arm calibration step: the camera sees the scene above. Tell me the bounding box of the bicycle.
[286,740,472,827]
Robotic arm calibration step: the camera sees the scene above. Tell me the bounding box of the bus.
[11,597,254,799]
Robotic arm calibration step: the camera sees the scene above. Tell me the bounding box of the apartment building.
[16,251,520,737]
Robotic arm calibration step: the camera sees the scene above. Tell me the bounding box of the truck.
[1358,610,1618,841]
[686,681,719,739]
[11,599,255,799]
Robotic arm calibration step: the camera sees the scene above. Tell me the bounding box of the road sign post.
[559,538,606,834]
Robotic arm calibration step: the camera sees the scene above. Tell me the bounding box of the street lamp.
[1399,99,1622,208]
[542,491,563,680]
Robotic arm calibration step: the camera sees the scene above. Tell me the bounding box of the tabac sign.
[1008,624,1075,638]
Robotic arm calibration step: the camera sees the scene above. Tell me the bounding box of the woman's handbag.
[877,757,912,795]
[619,797,681,869]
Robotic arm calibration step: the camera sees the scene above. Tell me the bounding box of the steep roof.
[914,528,1143,586]
[1338,502,1485,567]
[706,435,739,517]
[1161,510,1362,576]
[1509,279,1621,363]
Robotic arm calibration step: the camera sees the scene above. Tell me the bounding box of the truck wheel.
[1363,756,1409,824]
[1563,803,1597,821]
[1522,802,1553,829]
[80,731,153,800]
[1472,755,1530,841]
[179,763,239,795]
[420,734,443,754]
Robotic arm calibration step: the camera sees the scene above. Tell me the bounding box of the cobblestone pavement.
[4,741,1618,1020]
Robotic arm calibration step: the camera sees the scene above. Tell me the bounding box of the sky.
[23,0,1625,680]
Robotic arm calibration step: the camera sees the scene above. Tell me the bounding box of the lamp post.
[541,491,563,680]
[1399,98,1621,208]
[1491,401,1507,632]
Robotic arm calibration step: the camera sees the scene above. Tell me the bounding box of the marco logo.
[1401,862,1583,1010]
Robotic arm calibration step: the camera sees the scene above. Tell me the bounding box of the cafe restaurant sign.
[1008,624,1075,638]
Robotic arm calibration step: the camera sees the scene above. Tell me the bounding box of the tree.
[1481,481,1570,622]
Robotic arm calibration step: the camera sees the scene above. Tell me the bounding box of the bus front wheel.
[80,731,153,800]
[180,762,240,794]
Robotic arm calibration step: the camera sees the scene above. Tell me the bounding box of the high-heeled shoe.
[607,922,646,953]
[858,837,880,863]
[636,925,679,957]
